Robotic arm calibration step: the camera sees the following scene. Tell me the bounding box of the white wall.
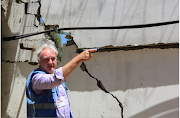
[41,0,179,48]
[59,44,179,118]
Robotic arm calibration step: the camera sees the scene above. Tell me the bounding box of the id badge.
[57,100,65,108]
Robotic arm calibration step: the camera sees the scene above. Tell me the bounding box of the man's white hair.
[36,44,58,62]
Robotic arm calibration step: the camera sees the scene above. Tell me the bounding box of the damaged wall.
[59,43,179,118]
[1,0,179,118]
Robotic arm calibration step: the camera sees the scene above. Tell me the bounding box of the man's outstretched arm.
[62,49,97,79]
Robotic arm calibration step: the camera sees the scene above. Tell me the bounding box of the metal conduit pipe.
[2,20,179,41]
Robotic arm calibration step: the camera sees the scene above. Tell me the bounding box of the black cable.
[2,20,179,41]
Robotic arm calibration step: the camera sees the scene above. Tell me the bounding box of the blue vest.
[26,68,68,117]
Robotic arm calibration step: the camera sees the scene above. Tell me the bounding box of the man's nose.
[48,59,53,64]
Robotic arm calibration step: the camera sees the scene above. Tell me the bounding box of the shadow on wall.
[1,1,27,117]
[1,2,19,39]
[129,97,179,118]
[1,63,17,117]
[1,1,20,117]
[16,63,39,118]
[1,62,38,117]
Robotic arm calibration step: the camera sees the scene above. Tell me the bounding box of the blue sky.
[60,34,69,46]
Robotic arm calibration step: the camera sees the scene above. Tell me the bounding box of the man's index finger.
[87,49,98,53]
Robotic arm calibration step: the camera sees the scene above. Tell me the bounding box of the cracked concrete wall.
[41,0,179,48]
[59,44,179,118]
[1,0,55,117]
[1,0,179,117]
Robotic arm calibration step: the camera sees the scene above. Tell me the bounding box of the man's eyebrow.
[43,56,56,59]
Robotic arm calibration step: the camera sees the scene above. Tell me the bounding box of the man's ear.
[37,57,41,63]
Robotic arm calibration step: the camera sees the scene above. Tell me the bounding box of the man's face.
[39,48,57,74]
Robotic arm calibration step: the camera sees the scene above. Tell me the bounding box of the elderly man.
[26,44,97,118]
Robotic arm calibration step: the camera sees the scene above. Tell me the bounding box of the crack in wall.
[25,0,41,27]
[80,62,124,118]
[76,43,178,53]
[2,60,38,65]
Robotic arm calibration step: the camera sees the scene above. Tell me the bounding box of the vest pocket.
[47,90,55,102]
[35,108,56,117]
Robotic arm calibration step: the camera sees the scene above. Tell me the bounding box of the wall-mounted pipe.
[2,20,179,41]
[19,43,35,51]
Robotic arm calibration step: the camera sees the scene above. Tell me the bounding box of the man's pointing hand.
[78,49,97,62]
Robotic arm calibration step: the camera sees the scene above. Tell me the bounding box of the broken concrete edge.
[97,43,179,52]
[65,39,179,52]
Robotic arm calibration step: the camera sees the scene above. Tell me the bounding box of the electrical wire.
[2,20,179,41]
